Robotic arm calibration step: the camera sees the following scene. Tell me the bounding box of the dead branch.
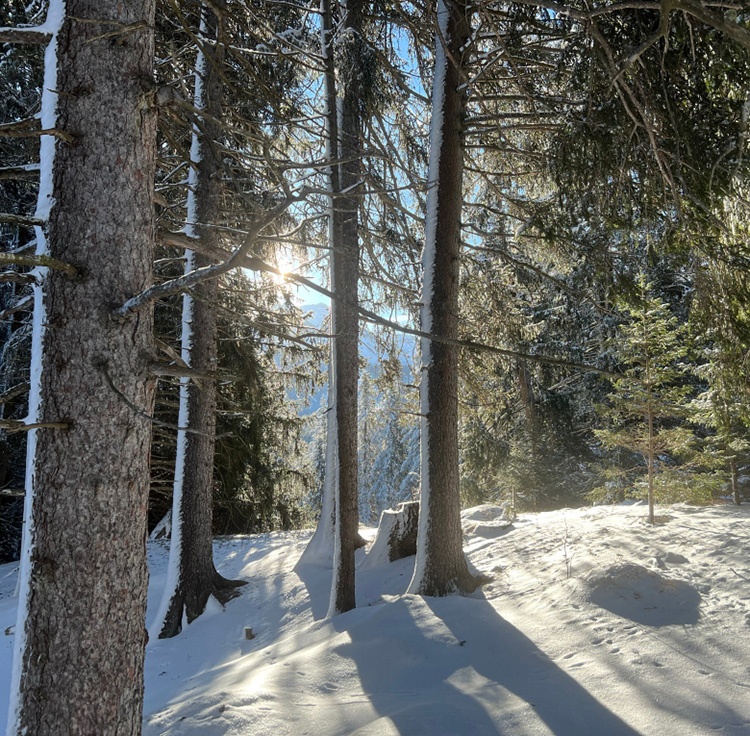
[0,295,32,321]
[0,213,45,228]
[0,27,51,45]
[113,188,310,319]
[0,382,30,407]
[0,118,73,143]
[0,252,77,276]
[0,273,37,285]
[147,361,227,381]
[0,165,40,181]
[0,419,69,433]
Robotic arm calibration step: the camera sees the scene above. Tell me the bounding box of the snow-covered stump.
[363,501,419,567]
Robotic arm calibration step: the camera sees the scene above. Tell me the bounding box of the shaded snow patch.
[587,563,701,626]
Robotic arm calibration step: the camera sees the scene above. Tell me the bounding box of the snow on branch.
[0,165,40,181]
[0,295,32,322]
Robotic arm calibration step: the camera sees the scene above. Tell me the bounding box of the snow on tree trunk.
[361,501,419,568]
[327,0,363,617]
[150,3,244,641]
[7,0,64,696]
[8,1,157,733]
[296,0,341,571]
[408,0,482,597]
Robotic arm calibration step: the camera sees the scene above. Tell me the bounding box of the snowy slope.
[1,503,750,735]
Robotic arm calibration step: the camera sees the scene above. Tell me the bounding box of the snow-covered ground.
[2,502,750,734]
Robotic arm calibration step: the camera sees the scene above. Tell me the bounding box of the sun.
[273,253,297,284]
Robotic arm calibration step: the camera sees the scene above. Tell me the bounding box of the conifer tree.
[7,0,158,731]
[151,1,245,641]
[594,277,696,523]
[409,0,481,596]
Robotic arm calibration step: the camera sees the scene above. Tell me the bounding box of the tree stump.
[363,501,419,567]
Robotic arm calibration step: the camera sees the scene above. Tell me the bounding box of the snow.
[3,502,750,734]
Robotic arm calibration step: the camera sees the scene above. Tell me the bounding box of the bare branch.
[0,27,51,45]
[0,165,40,181]
[0,419,69,433]
[114,189,310,318]
[0,272,37,285]
[0,382,29,407]
[0,118,73,143]
[96,359,228,438]
[147,362,226,380]
[0,252,77,276]
[0,295,32,321]
[0,213,45,228]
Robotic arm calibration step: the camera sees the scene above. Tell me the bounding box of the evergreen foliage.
[592,277,714,519]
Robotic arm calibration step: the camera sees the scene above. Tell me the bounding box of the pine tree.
[594,276,698,523]
[151,1,245,641]
[8,1,158,732]
[409,0,482,596]
[691,351,750,505]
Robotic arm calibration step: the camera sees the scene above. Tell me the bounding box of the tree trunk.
[8,2,157,733]
[730,456,740,505]
[646,355,655,524]
[296,0,341,570]
[328,0,363,617]
[409,0,482,597]
[152,2,245,641]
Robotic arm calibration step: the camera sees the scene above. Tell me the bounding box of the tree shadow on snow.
[334,593,644,736]
[586,563,701,626]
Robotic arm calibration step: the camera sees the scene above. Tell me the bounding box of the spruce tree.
[594,276,696,523]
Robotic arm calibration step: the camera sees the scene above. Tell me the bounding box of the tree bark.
[9,2,157,734]
[296,0,342,571]
[328,0,363,617]
[154,3,245,640]
[409,0,482,597]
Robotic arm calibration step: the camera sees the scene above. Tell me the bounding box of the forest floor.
[2,502,750,734]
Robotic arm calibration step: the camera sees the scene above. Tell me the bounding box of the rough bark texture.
[158,3,244,641]
[412,0,481,597]
[13,2,157,734]
[297,0,341,572]
[329,0,363,616]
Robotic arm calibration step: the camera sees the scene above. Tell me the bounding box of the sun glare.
[273,255,296,284]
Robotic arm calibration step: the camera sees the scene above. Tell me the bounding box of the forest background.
[2,0,749,561]
[2,0,750,731]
